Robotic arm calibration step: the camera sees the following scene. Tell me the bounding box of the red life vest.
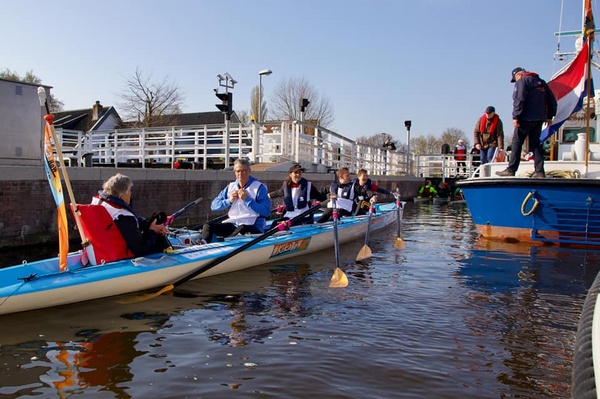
[74,203,132,265]
[479,114,499,134]
[454,145,467,161]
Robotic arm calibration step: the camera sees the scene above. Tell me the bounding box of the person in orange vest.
[453,139,467,176]
[474,106,504,164]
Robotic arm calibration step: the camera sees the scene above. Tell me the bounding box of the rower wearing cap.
[268,163,327,227]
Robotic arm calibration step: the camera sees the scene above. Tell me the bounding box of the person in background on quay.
[91,173,170,257]
[497,67,557,178]
[383,136,396,151]
[353,169,389,215]
[453,139,467,177]
[474,106,504,165]
[202,158,271,243]
[437,181,451,199]
[418,180,437,198]
[382,136,396,175]
[470,146,481,176]
[317,167,357,223]
[268,163,326,227]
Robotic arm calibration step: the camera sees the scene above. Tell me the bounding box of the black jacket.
[512,72,557,122]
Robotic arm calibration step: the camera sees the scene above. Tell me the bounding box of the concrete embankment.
[0,165,422,250]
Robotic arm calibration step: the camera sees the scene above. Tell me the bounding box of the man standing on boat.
[202,158,271,242]
[496,68,557,178]
[473,106,504,165]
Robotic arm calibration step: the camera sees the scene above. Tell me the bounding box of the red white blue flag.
[540,38,594,143]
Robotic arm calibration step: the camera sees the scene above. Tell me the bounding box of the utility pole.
[404,120,412,176]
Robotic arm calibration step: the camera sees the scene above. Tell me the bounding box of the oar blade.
[394,237,405,249]
[356,245,372,262]
[329,267,348,288]
[117,284,175,304]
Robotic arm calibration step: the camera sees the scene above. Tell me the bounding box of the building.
[0,78,50,166]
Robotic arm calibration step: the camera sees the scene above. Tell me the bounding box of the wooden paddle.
[329,199,348,288]
[394,192,406,249]
[356,204,374,262]
[123,203,323,302]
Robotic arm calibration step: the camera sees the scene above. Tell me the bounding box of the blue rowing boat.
[0,203,398,316]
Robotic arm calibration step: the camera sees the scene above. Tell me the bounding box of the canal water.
[0,202,598,398]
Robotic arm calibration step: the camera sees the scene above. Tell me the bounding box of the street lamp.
[258,69,272,125]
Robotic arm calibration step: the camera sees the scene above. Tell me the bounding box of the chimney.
[92,101,102,121]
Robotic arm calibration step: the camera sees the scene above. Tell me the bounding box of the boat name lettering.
[270,238,311,258]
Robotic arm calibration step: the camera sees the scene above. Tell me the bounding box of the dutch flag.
[540,38,594,143]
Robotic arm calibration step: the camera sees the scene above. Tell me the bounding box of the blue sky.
[1,0,590,144]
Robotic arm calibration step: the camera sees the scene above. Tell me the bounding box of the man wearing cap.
[268,163,326,226]
[474,105,504,165]
[453,139,468,176]
[201,158,271,242]
[496,67,557,178]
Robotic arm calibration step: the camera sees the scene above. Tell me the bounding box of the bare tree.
[269,77,334,127]
[411,135,443,155]
[0,68,64,111]
[440,127,468,150]
[236,109,251,125]
[250,85,267,123]
[117,67,185,127]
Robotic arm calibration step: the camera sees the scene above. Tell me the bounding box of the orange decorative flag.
[43,114,69,271]
[585,0,595,41]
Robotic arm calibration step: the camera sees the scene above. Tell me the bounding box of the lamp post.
[258,69,272,125]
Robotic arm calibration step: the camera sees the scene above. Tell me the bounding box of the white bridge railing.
[54,120,473,178]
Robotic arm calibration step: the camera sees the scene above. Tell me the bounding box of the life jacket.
[226,179,264,226]
[283,178,311,218]
[454,145,467,161]
[74,202,133,265]
[327,181,355,212]
[479,114,499,135]
[354,178,378,201]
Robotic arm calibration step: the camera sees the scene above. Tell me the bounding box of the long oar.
[165,197,203,226]
[124,203,323,303]
[394,192,406,249]
[329,199,348,288]
[356,204,374,262]
[37,87,88,248]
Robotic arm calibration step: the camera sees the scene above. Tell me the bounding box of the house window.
[15,85,22,95]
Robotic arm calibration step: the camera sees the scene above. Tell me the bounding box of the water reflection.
[1,203,599,398]
[456,238,600,398]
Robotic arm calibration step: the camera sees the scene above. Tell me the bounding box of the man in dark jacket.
[496,67,557,178]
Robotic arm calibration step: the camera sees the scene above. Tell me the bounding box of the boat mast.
[583,0,594,168]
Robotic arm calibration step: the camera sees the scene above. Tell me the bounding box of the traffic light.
[215,91,233,119]
[404,120,412,129]
[300,98,310,113]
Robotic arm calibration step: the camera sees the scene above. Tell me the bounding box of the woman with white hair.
[454,139,467,177]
